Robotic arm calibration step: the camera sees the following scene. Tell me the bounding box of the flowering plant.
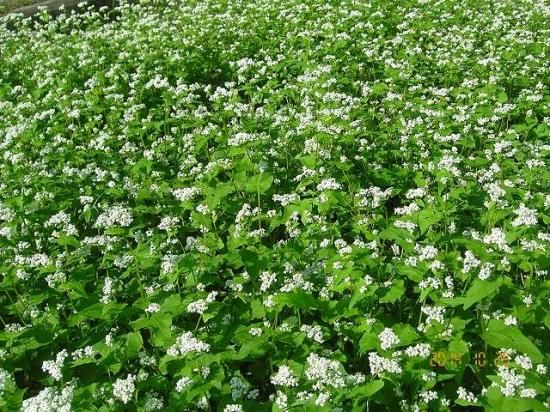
[0,0,548,411]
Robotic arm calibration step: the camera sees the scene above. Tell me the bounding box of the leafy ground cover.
[0,0,549,410]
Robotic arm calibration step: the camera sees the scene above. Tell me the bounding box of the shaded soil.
[1,0,115,17]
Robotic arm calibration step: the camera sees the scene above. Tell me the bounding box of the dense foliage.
[0,0,549,410]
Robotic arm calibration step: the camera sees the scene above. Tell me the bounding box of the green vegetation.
[0,0,548,411]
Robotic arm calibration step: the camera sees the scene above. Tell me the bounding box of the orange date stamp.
[429,350,510,368]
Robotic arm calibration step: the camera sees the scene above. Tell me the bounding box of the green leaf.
[496,91,508,103]
[448,339,469,357]
[69,302,126,325]
[125,332,143,359]
[379,226,414,252]
[363,379,384,396]
[396,263,424,282]
[251,299,265,319]
[417,208,443,235]
[485,385,545,412]
[131,313,172,347]
[481,320,543,363]
[177,254,195,273]
[234,336,269,360]
[61,280,88,298]
[276,292,318,311]
[455,398,481,408]
[393,323,420,345]
[71,265,96,282]
[349,379,384,401]
[358,330,377,354]
[57,235,80,247]
[379,279,405,303]
[463,278,503,309]
[238,248,267,276]
[245,173,273,193]
[161,294,182,315]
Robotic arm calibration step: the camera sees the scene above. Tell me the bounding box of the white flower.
[394,203,420,215]
[404,343,431,358]
[100,277,114,304]
[187,299,209,314]
[511,203,538,227]
[259,271,276,292]
[418,305,446,331]
[113,254,133,269]
[496,366,525,397]
[45,272,67,288]
[378,327,400,350]
[478,262,494,280]
[172,187,200,202]
[197,396,209,409]
[42,350,68,381]
[0,368,10,393]
[462,251,480,273]
[158,216,180,231]
[0,203,15,222]
[504,315,518,326]
[485,182,505,202]
[514,355,532,370]
[21,385,73,412]
[228,132,265,146]
[95,206,133,228]
[368,352,402,376]
[522,294,533,306]
[144,392,164,411]
[300,324,324,343]
[419,390,438,403]
[419,276,441,290]
[315,392,330,407]
[230,376,248,401]
[14,253,50,268]
[334,239,352,255]
[394,220,417,233]
[457,386,478,403]
[482,228,511,253]
[0,226,12,239]
[305,353,346,389]
[223,405,243,412]
[316,178,342,191]
[274,390,288,410]
[71,345,96,359]
[167,331,210,356]
[175,376,192,393]
[112,374,136,404]
[249,327,263,336]
[145,303,161,314]
[519,388,537,398]
[422,371,436,381]
[356,186,393,208]
[406,188,426,199]
[271,365,298,387]
[45,211,72,231]
[416,244,438,261]
[160,254,178,275]
[273,193,299,206]
[145,74,169,89]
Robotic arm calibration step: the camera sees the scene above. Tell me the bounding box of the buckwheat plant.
[0,0,548,410]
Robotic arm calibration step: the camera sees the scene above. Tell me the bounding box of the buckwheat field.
[0,0,549,410]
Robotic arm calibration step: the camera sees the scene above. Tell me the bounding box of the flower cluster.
[167,332,210,356]
[112,374,136,404]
